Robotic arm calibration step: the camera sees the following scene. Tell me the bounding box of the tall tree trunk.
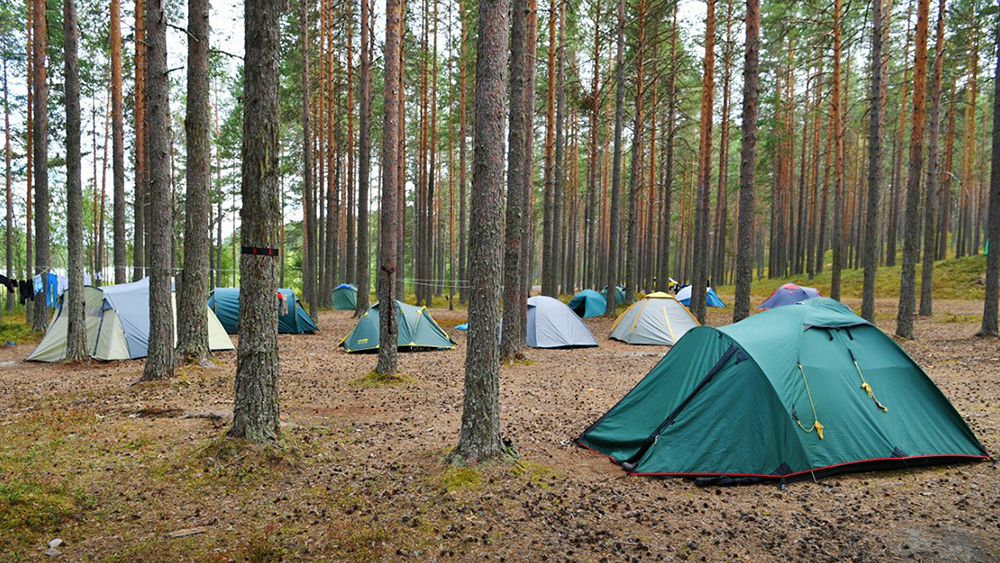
[585,0,600,290]
[501,0,528,362]
[25,0,33,325]
[63,0,87,360]
[520,0,537,325]
[31,0,50,331]
[733,0,759,323]
[552,0,566,295]
[979,15,1000,337]
[458,0,468,304]
[658,3,678,292]
[625,0,645,304]
[138,0,174,381]
[356,0,373,316]
[604,0,625,316]
[302,0,317,318]
[3,60,13,312]
[830,0,845,301]
[541,0,557,297]
[861,0,886,322]
[378,0,403,375]
[713,0,734,286]
[895,0,930,339]
[177,0,211,363]
[111,0,126,284]
[919,0,945,317]
[346,6,356,286]
[888,3,914,267]
[451,0,509,464]
[133,0,146,282]
[691,0,716,322]
[230,0,282,442]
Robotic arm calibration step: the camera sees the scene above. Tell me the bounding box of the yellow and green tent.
[339,300,456,352]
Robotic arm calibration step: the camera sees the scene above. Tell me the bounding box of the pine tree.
[861,0,886,322]
[63,0,87,360]
[979,13,1000,337]
[30,0,49,332]
[919,0,946,318]
[733,0,760,323]
[111,0,126,284]
[356,0,373,317]
[691,0,716,322]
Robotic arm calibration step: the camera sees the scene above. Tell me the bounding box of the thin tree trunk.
[346,6,356,286]
[713,0,734,286]
[230,0,282,442]
[658,3,678,292]
[552,0,566,295]
[604,0,625,316]
[691,0,716,322]
[520,0,537,322]
[830,0,845,301]
[919,0,945,318]
[625,0,645,304]
[378,0,403,375]
[585,0,600,290]
[861,0,886,322]
[979,15,1000,336]
[31,0,50,331]
[177,0,212,363]
[133,0,146,282]
[541,0,557,297]
[501,0,528,362]
[356,0,373,316]
[302,0,317,318]
[895,0,931,339]
[25,0,33,324]
[458,0,468,304]
[63,0,87,360]
[452,0,509,464]
[111,0,126,284]
[733,0,759,323]
[3,60,13,312]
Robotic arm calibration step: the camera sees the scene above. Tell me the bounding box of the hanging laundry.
[19,279,33,303]
[46,272,59,308]
[33,274,43,295]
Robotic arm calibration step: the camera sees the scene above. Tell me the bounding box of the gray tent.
[27,278,234,362]
[526,296,599,348]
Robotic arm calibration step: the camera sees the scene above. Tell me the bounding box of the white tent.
[27,278,234,362]
[609,292,700,346]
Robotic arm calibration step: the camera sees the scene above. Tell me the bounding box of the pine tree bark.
[378,0,402,375]
[979,15,1000,337]
[625,0,645,304]
[346,7,356,286]
[25,0,33,325]
[138,0,174,381]
[733,0,759,323]
[3,60,12,312]
[604,0,625,316]
[895,0,930,339]
[452,0,509,464]
[541,0,557,297]
[552,0,566,295]
[133,0,146,282]
[176,0,211,363]
[302,0,317,318]
[230,0,282,442]
[830,0,845,301]
[657,3,678,292]
[888,6,914,267]
[713,0,734,286]
[111,0,127,284]
[63,0,87,360]
[356,0,373,317]
[861,0,886,322]
[691,0,716,322]
[31,0,49,332]
[458,0,468,304]
[520,0,537,321]
[918,0,945,317]
[585,1,600,289]
[501,0,528,362]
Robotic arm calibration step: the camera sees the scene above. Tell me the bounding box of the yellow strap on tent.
[854,359,888,413]
[795,363,824,440]
[630,299,650,335]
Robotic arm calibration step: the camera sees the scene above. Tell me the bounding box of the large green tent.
[578,298,988,480]
[208,287,319,334]
[333,284,358,310]
[339,300,456,352]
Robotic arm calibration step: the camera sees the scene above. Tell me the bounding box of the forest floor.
[0,296,997,562]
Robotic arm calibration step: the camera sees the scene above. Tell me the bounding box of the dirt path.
[0,297,997,562]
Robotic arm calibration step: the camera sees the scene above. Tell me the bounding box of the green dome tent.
[578,298,988,481]
[609,292,700,346]
[339,300,456,352]
[333,284,358,310]
[28,278,234,362]
[208,287,319,334]
[568,289,607,318]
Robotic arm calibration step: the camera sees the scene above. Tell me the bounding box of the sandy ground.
[0,296,997,562]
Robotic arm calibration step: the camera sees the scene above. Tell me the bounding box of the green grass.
[0,310,45,345]
[715,254,988,301]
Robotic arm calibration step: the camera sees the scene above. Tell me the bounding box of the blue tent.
[600,284,628,305]
[758,283,821,310]
[568,289,607,318]
[208,287,319,334]
[675,286,726,307]
[527,296,598,348]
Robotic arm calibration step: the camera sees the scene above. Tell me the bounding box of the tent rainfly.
[609,292,700,346]
[208,287,319,334]
[526,296,599,348]
[568,289,607,318]
[675,286,726,308]
[339,300,456,352]
[601,284,627,305]
[578,298,989,481]
[758,283,821,310]
[28,278,235,362]
[333,284,358,310]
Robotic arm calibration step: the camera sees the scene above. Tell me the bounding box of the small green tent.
[601,284,627,304]
[333,284,358,310]
[578,298,988,480]
[339,300,456,352]
[568,289,607,318]
[208,287,319,334]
